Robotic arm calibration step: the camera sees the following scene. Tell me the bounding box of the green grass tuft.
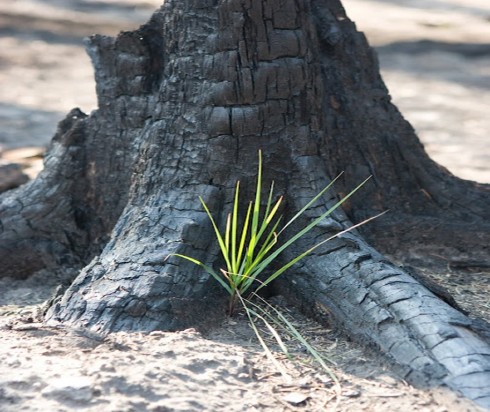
[171,150,374,314]
[169,150,383,408]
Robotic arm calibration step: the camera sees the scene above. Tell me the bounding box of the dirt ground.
[0,1,489,411]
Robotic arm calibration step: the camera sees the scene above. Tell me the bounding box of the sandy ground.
[343,0,490,183]
[1,270,487,412]
[0,1,489,411]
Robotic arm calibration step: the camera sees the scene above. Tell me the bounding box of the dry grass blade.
[241,295,343,410]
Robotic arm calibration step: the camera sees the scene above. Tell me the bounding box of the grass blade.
[251,176,372,282]
[199,196,233,272]
[246,306,290,357]
[262,180,275,224]
[279,172,344,235]
[170,253,233,295]
[255,296,341,389]
[254,181,282,244]
[231,181,240,274]
[244,295,342,409]
[239,218,281,294]
[237,292,292,382]
[236,201,253,273]
[247,150,263,265]
[257,210,387,291]
[225,213,231,267]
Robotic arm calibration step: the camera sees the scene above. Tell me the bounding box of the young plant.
[170,150,372,314]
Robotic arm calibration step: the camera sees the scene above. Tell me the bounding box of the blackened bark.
[0,0,489,407]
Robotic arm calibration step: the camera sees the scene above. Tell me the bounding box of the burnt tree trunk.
[1,0,489,407]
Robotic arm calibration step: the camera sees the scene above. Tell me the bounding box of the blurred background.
[343,0,490,183]
[0,0,488,184]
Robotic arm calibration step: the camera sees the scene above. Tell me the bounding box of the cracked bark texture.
[0,0,489,407]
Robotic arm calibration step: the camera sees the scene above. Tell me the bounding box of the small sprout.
[169,150,381,408]
[171,150,373,314]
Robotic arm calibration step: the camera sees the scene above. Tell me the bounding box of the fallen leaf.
[283,392,309,404]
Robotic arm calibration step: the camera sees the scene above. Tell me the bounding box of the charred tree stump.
[0,0,489,407]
